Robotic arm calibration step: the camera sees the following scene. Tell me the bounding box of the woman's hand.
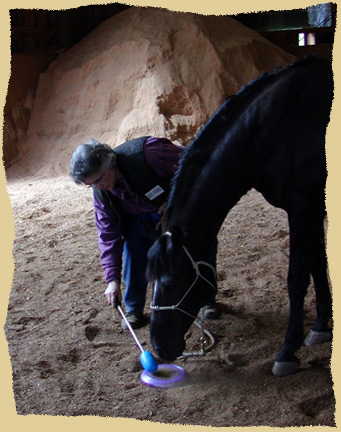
[157,202,167,218]
[104,280,122,308]
[156,202,168,232]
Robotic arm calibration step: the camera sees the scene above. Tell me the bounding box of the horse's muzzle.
[151,335,186,362]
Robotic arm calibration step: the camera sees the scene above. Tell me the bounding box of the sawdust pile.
[7,6,294,181]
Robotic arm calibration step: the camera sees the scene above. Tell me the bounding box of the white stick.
[117,305,145,353]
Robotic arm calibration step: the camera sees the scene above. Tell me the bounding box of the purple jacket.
[93,137,184,284]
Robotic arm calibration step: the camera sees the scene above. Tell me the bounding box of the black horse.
[146,56,334,377]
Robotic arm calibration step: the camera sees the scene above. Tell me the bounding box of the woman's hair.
[69,139,116,184]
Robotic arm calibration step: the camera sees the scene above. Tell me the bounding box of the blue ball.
[140,351,158,374]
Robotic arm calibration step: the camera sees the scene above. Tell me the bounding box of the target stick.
[117,305,158,374]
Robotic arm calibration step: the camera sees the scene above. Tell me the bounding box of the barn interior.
[3,3,337,425]
[4,3,336,170]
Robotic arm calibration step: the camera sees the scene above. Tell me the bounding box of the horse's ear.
[171,226,184,246]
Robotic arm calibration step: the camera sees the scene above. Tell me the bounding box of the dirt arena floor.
[4,176,334,426]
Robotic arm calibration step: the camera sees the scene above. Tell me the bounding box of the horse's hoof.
[272,360,300,377]
[304,330,332,346]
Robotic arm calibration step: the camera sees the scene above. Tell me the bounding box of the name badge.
[145,185,165,200]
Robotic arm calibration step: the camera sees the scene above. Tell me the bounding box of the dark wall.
[10,4,131,53]
[234,3,336,62]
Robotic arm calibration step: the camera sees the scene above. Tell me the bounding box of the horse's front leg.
[272,210,312,377]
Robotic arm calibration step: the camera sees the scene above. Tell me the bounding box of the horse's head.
[146,227,216,361]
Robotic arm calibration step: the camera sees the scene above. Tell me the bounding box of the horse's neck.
[169,136,253,244]
[166,69,279,243]
[167,58,331,245]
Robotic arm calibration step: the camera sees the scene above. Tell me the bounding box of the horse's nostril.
[154,346,172,361]
[155,347,168,360]
[152,337,186,362]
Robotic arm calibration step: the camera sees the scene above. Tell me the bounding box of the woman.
[70,136,220,329]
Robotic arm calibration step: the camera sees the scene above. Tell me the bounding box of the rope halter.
[150,231,217,356]
[150,231,216,319]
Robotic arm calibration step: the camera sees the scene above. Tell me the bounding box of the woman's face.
[84,164,120,190]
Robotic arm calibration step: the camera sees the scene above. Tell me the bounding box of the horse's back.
[286,57,332,122]
[253,57,333,211]
[260,57,332,129]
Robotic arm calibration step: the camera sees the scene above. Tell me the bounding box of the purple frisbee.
[140,364,186,388]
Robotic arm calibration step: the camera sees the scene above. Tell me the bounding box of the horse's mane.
[166,56,323,220]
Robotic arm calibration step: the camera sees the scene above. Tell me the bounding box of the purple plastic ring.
[140,364,186,388]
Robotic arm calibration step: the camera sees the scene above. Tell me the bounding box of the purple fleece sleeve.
[93,193,124,284]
